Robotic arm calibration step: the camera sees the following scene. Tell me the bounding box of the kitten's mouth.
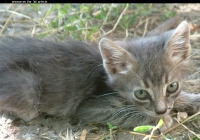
[155,108,172,117]
[145,108,172,118]
[152,104,174,117]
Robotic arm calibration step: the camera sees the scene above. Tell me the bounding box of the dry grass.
[0,3,199,140]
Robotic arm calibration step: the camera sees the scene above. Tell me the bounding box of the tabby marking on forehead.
[165,74,169,84]
[163,84,168,97]
[146,78,159,101]
[139,78,155,100]
[145,78,153,89]
[143,79,149,88]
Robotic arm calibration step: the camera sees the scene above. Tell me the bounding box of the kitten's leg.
[159,114,173,132]
[77,95,162,129]
[76,95,121,126]
[173,91,200,114]
[0,70,41,121]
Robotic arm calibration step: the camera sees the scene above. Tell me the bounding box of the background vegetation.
[0,3,200,140]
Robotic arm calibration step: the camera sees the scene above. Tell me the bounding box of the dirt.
[0,3,200,140]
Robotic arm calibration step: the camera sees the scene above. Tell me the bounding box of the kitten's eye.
[134,90,149,100]
[167,82,179,93]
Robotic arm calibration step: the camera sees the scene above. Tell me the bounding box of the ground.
[0,3,200,140]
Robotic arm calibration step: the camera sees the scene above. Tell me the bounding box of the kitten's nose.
[155,108,167,115]
[154,100,167,115]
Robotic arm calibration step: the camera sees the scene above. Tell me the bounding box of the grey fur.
[0,21,199,132]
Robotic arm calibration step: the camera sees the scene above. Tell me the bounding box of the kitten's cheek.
[167,103,174,111]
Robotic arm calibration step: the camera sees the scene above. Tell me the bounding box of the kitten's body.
[0,38,108,119]
[0,21,199,132]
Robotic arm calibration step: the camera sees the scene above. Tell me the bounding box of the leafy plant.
[107,122,118,140]
[101,122,118,140]
[28,4,158,42]
[133,119,174,140]
[192,136,200,140]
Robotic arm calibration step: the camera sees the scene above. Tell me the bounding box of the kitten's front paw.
[191,98,200,114]
[174,92,200,115]
[151,115,173,135]
[159,115,173,132]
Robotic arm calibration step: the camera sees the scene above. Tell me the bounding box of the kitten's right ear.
[99,38,134,76]
[165,21,191,63]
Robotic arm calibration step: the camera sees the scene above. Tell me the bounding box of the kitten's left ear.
[166,21,191,63]
[99,38,134,76]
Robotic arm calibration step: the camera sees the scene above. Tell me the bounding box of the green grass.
[100,122,118,140]
[6,3,179,140]
[28,4,176,42]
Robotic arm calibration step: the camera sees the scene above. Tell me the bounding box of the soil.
[0,3,200,140]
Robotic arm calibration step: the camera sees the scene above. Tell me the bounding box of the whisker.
[121,111,140,118]
[108,105,139,121]
[120,112,146,125]
[109,107,131,120]
[171,49,200,74]
[97,92,118,97]
[179,68,191,70]
[130,70,142,80]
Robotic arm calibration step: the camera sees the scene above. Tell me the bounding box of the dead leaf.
[177,112,188,122]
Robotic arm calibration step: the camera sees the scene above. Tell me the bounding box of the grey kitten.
[77,21,200,131]
[0,21,199,132]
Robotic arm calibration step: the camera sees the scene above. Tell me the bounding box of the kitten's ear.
[99,38,133,75]
[166,21,191,63]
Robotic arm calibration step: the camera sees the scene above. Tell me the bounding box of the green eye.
[167,82,179,93]
[134,90,149,100]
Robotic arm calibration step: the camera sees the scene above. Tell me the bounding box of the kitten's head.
[99,21,191,117]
